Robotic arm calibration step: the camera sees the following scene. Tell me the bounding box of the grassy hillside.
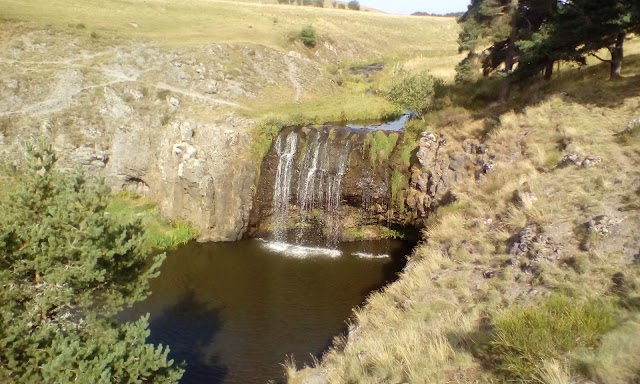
[6,2,638,382]
[288,49,640,383]
[0,0,462,126]
[0,0,458,54]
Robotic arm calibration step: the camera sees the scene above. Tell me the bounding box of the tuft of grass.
[572,314,640,384]
[296,25,317,48]
[343,225,406,241]
[107,193,198,251]
[250,116,286,165]
[490,294,616,380]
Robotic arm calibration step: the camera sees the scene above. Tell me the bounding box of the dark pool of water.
[119,239,409,384]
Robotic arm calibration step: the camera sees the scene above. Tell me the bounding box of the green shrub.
[491,294,616,380]
[347,0,360,10]
[298,25,317,48]
[385,71,445,116]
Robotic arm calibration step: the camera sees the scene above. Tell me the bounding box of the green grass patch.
[344,225,406,241]
[247,92,401,126]
[390,170,408,214]
[107,193,198,251]
[491,294,616,380]
[573,313,640,384]
[250,116,286,165]
[364,130,399,167]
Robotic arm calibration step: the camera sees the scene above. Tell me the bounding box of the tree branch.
[591,53,612,63]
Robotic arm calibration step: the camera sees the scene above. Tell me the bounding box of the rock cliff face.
[0,25,332,241]
[0,25,486,242]
[406,132,493,217]
[249,125,489,243]
[249,126,395,243]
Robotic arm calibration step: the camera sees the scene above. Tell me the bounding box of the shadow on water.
[124,239,412,384]
[146,291,227,384]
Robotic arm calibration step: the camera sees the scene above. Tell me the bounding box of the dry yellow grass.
[301,43,640,383]
[0,0,459,54]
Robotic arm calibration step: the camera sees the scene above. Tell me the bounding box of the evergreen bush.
[0,142,183,383]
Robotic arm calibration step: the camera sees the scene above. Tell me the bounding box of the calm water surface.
[121,239,408,384]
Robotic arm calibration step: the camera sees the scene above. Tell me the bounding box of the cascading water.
[255,125,400,254]
[272,132,298,241]
[295,131,351,245]
[268,129,355,247]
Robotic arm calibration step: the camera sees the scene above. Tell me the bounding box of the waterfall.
[291,131,352,245]
[272,132,298,241]
[262,124,403,250]
[268,128,356,247]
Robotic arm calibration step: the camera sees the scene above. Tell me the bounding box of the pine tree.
[0,142,183,383]
[515,0,640,81]
[563,0,638,79]
[456,0,563,97]
[456,0,514,83]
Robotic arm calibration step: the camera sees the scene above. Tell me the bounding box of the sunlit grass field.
[0,0,459,54]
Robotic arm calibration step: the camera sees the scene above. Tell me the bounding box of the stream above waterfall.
[345,112,411,131]
[119,239,409,384]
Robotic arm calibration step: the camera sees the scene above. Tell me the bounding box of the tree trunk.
[500,0,519,102]
[608,32,625,79]
[544,61,554,80]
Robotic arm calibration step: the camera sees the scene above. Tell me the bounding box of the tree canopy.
[456,0,640,94]
[0,143,183,383]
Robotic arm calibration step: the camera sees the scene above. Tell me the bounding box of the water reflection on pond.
[120,239,409,384]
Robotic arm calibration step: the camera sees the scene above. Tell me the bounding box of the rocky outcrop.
[249,127,489,243]
[405,132,491,218]
[0,27,318,241]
